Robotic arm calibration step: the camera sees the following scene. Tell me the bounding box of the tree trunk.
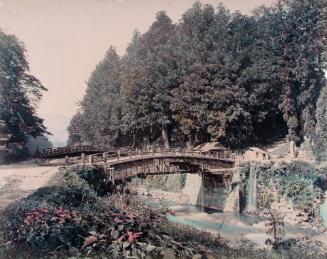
[162,126,169,149]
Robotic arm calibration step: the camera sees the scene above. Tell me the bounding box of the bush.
[244,161,326,211]
[50,165,113,196]
[274,238,327,258]
[2,187,220,258]
[2,186,103,252]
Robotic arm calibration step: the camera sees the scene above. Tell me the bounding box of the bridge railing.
[110,147,235,163]
[40,146,235,166]
[39,145,121,158]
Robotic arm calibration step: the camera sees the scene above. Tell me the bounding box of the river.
[136,192,327,248]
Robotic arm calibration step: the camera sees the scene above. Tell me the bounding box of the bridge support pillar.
[107,167,114,185]
[223,175,232,193]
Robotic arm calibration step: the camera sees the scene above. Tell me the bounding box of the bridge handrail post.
[118,150,120,162]
[81,153,85,164]
[65,156,69,165]
[103,152,108,163]
[89,155,94,165]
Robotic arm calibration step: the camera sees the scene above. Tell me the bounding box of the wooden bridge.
[42,147,237,188]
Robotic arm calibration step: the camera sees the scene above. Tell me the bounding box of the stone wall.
[137,174,186,192]
[182,174,202,204]
[182,174,228,211]
[200,175,228,210]
[224,184,240,213]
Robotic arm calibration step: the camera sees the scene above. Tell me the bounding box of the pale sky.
[0,0,273,146]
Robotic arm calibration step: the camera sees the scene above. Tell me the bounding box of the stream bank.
[133,187,327,249]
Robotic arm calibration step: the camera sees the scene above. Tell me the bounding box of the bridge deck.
[106,151,235,165]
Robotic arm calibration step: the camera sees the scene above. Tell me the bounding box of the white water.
[200,172,204,211]
[247,165,257,212]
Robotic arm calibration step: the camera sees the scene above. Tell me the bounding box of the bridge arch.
[102,150,235,190]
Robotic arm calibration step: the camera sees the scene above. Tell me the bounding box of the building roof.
[247,147,270,154]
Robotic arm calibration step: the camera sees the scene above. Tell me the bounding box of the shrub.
[2,186,103,252]
[274,238,327,258]
[244,161,326,211]
[49,165,113,196]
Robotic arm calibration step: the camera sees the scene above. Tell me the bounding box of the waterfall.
[247,165,257,212]
[320,191,327,227]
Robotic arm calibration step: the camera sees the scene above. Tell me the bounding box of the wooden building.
[244,147,272,161]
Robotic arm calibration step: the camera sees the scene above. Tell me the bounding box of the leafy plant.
[265,211,285,246]
[49,165,113,196]
[246,161,326,212]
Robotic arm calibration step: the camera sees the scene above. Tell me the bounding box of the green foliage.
[68,0,326,150]
[273,237,327,258]
[2,186,102,251]
[67,47,122,146]
[313,85,327,161]
[250,161,326,210]
[26,135,52,155]
[0,31,48,152]
[1,186,221,258]
[265,211,285,245]
[50,165,113,196]
[277,0,327,144]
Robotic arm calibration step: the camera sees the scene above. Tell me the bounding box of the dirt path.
[0,163,58,209]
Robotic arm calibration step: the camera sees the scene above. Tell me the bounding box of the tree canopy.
[68,0,327,151]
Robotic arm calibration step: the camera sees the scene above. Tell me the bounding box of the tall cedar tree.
[0,31,48,148]
[75,47,122,146]
[120,11,176,147]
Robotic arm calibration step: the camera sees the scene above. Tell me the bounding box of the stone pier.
[182,174,231,211]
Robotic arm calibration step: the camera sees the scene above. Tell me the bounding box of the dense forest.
[0,31,48,155]
[68,0,327,153]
